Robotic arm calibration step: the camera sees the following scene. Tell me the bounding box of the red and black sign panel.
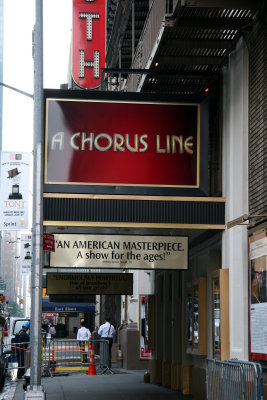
[72,0,106,89]
[43,233,55,252]
[45,98,200,189]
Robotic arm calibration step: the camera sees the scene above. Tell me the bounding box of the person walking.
[15,321,30,379]
[77,321,91,363]
[49,324,56,339]
[98,317,115,368]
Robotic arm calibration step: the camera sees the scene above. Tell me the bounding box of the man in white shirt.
[98,317,115,368]
[77,321,91,363]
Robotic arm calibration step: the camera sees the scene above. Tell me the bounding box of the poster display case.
[186,277,207,355]
[249,231,267,361]
[211,269,229,361]
[139,295,151,360]
[186,292,193,348]
[193,286,199,348]
[212,274,221,359]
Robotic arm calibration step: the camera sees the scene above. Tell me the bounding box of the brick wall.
[248,21,267,217]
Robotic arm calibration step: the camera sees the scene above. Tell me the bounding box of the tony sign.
[72,0,106,89]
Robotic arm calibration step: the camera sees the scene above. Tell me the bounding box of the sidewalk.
[11,369,195,400]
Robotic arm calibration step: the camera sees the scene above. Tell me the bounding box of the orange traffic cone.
[87,341,96,375]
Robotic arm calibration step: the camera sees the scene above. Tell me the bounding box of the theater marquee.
[72,0,106,89]
[50,234,188,270]
[45,97,200,190]
[47,273,133,295]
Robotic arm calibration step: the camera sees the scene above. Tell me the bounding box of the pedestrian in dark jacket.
[15,322,30,379]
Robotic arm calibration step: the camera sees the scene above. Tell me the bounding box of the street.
[0,369,17,400]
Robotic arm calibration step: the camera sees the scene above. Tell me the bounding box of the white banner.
[0,152,31,230]
[20,234,32,275]
[50,234,188,269]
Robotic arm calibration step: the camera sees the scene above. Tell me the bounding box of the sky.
[2,0,72,152]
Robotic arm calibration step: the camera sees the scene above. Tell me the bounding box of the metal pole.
[26,0,44,396]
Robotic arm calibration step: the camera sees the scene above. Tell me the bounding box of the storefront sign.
[50,234,188,270]
[249,232,267,360]
[0,152,31,230]
[45,99,200,188]
[72,0,106,89]
[47,272,133,295]
[42,297,95,313]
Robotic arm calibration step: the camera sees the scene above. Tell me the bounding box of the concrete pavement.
[11,369,195,400]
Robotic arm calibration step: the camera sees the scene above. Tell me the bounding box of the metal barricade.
[206,358,263,400]
[227,359,263,400]
[98,339,113,374]
[1,338,112,378]
[42,339,110,376]
[206,358,244,400]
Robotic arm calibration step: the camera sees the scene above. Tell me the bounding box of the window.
[186,278,207,355]
[193,286,199,347]
[187,286,199,349]
[187,293,193,347]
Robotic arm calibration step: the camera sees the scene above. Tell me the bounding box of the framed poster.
[212,273,221,359]
[139,295,151,360]
[249,231,267,361]
[186,291,193,348]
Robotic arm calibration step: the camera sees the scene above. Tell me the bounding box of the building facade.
[42,1,266,399]
[102,1,266,398]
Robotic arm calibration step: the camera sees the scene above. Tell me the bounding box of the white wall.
[222,37,249,360]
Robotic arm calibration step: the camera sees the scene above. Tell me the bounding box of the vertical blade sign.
[72,0,106,89]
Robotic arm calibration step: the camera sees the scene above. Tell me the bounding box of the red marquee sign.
[44,98,200,189]
[72,0,106,89]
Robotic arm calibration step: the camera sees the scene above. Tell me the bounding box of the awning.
[42,297,95,313]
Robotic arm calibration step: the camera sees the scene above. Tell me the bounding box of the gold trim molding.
[43,220,225,230]
[43,193,225,203]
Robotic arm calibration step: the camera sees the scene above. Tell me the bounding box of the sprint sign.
[72,0,106,89]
